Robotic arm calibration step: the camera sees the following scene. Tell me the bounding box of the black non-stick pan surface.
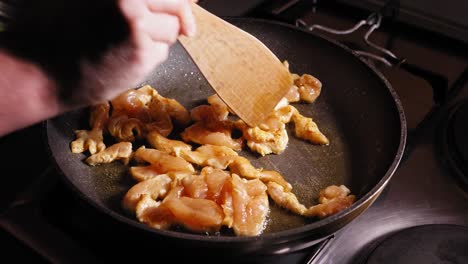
[46,18,406,256]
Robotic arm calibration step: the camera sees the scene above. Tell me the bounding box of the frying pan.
[45,18,406,257]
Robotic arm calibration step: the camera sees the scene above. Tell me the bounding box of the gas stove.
[2,1,467,263]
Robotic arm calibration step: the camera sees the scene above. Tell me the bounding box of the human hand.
[73,0,197,106]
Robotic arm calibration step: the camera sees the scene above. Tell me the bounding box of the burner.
[441,100,468,190]
[366,224,468,264]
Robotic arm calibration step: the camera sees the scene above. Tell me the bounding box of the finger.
[147,0,196,37]
[119,0,147,21]
[119,0,150,49]
[142,13,180,44]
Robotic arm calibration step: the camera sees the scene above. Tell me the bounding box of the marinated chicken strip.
[191,104,228,122]
[135,185,184,230]
[294,74,322,103]
[180,167,234,227]
[182,167,231,201]
[108,114,146,142]
[182,145,239,169]
[71,129,105,154]
[135,194,173,230]
[247,125,289,156]
[146,130,192,156]
[304,185,356,218]
[147,130,238,169]
[258,105,297,132]
[147,99,173,137]
[111,86,153,122]
[266,182,307,215]
[267,182,356,218]
[229,157,292,191]
[207,94,232,115]
[235,117,288,156]
[292,112,329,145]
[71,103,109,154]
[179,168,238,230]
[130,166,163,182]
[153,91,191,126]
[231,174,269,236]
[130,166,193,182]
[220,180,234,228]
[133,146,195,173]
[165,197,224,233]
[86,142,133,166]
[122,174,172,212]
[181,122,242,151]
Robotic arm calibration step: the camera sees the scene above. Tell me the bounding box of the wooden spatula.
[178,4,292,127]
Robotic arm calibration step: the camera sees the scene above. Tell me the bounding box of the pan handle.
[296,12,449,105]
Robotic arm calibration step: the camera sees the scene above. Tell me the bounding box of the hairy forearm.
[0,50,64,136]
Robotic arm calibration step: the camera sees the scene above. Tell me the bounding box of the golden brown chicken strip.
[294,74,322,103]
[304,185,356,218]
[292,112,329,145]
[133,146,195,173]
[85,142,133,166]
[71,102,110,154]
[229,157,292,191]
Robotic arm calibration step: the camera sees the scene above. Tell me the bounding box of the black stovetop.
[2,1,468,263]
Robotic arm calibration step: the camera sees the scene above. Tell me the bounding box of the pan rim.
[45,17,407,245]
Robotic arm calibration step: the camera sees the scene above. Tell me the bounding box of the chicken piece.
[135,194,174,230]
[111,87,153,122]
[292,112,329,145]
[181,122,242,151]
[182,167,231,202]
[228,157,292,191]
[294,74,322,103]
[133,146,195,173]
[130,166,193,182]
[130,166,163,182]
[71,129,105,154]
[71,102,110,154]
[258,170,292,192]
[190,104,228,123]
[231,174,269,236]
[181,145,239,169]
[147,99,173,137]
[135,184,184,230]
[220,180,234,228]
[266,182,307,215]
[165,197,224,233]
[86,142,133,166]
[236,118,288,156]
[136,85,159,97]
[285,85,300,103]
[181,174,208,199]
[207,94,232,115]
[267,183,356,218]
[179,167,234,227]
[304,185,356,218]
[108,114,146,142]
[122,174,173,212]
[146,130,192,156]
[153,92,191,126]
[246,125,289,156]
[258,105,297,131]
